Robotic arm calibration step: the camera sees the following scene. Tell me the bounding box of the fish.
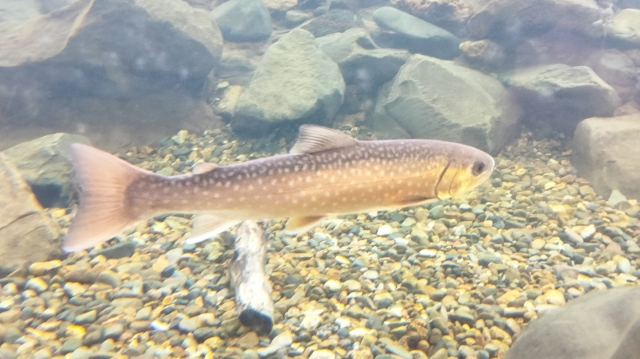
[63,125,494,252]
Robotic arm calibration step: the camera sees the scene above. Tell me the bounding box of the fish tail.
[63,144,149,252]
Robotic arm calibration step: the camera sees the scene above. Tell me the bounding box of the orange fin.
[185,214,240,244]
[289,125,357,155]
[284,216,325,234]
[191,162,216,174]
[64,144,151,252]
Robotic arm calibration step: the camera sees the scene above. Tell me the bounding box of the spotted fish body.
[64,125,494,252]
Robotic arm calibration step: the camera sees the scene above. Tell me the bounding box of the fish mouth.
[434,160,451,200]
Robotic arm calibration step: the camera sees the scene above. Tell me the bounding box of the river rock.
[505,286,640,359]
[588,50,638,103]
[315,28,410,87]
[301,9,358,37]
[373,54,521,155]
[389,0,477,37]
[232,29,345,134]
[0,0,223,152]
[0,154,60,270]
[501,64,620,135]
[3,133,90,208]
[571,113,640,200]
[210,0,272,42]
[467,0,601,42]
[610,9,640,47]
[371,6,461,59]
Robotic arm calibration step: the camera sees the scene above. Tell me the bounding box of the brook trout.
[64,125,494,252]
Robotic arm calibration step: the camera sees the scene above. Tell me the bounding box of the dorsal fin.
[192,162,217,174]
[289,125,357,155]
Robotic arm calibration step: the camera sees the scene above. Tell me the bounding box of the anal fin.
[284,216,325,235]
[185,215,240,244]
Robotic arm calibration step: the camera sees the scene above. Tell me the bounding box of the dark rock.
[572,114,640,201]
[3,133,90,208]
[95,242,137,259]
[210,0,272,42]
[373,54,521,155]
[371,7,460,60]
[0,154,60,269]
[505,286,640,359]
[302,9,357,37]
[232,29,344,134]
[0,0,223,153]
[501,64,619,135]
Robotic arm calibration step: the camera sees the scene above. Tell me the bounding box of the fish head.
[435,144,494,199]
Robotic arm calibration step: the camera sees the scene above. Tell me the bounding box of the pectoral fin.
[185,215,240,244]
[192,162,217,174]
[284,216,325,234]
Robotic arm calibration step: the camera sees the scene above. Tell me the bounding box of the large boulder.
[371,6,461,60]
[210,0,272,42]
[373,54,521,155]
[0,0,223,151]
[0,154,60,271]
[315,28,411,88]
[467,0,601,43]
[232,29,345,134]
[588,50,639,103]
[504,286,640,359]
[3,133,90,208]
[571,114,640,200]
[389,0,477,37]
[501,64,620,135]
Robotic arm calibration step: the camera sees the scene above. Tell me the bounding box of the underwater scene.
[1,0,640,358]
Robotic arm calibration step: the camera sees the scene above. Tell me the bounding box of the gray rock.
[216,53,257,86]
[302,9,357,37]
[316,28,410,87]
[502,64,619,135]
[70,348,92,359]
[4,133,89,208]
[0,0,223,152]
[379,337,412,359]
[94,242,136,259]
[285,10,312,28]
[210,0,272,42]
[610,9,640,47]
[61,338,83,354]
[257,331,293,357]
[178,318,199,332]
[371,7,460,60]
[588,50,638,103]
[467,0,600,41]
[103,323,124,340]
[0,154,60,270]
[232,29,345,133]
[478,253,502,266]
[505,286,640,359]
[572,114,640,201]
[373,54,521,155]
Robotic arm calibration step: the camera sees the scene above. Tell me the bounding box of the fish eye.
[472,161,486,176]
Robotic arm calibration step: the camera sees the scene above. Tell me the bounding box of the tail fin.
[64,144,150,252]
